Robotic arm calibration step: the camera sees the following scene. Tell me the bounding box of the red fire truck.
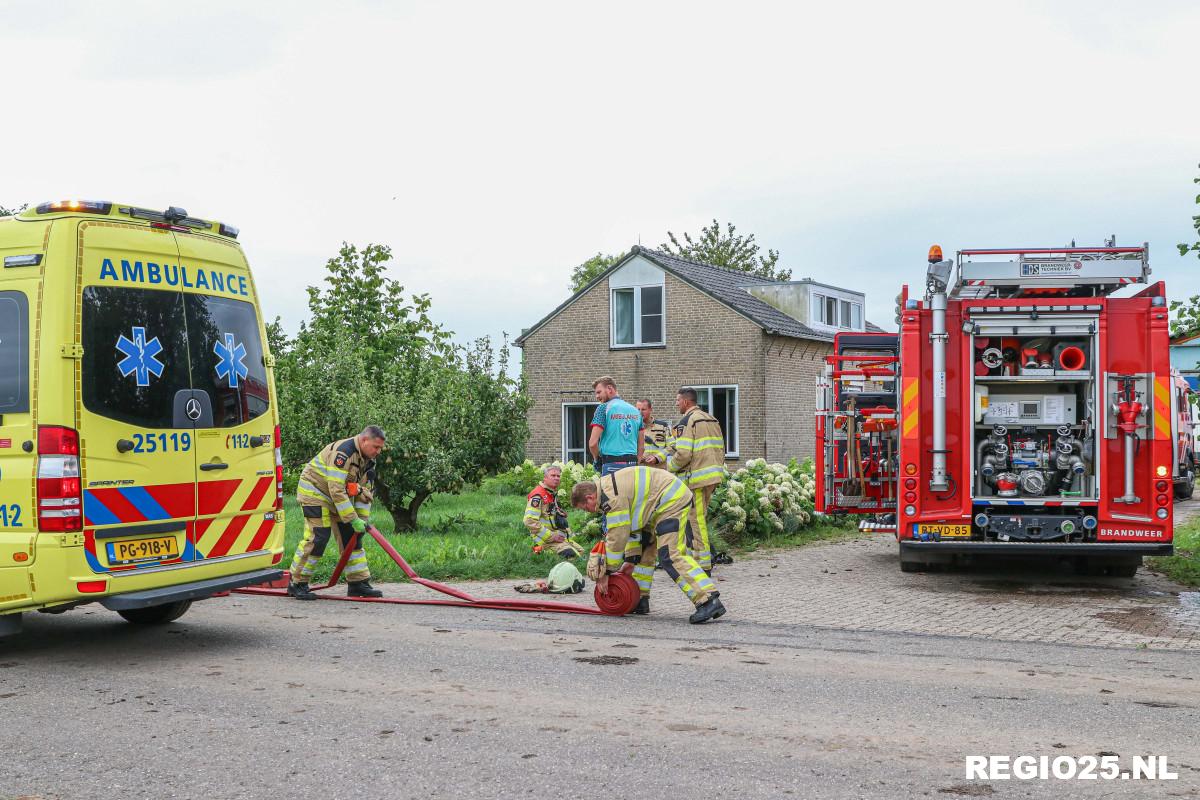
[816,243,1176,576]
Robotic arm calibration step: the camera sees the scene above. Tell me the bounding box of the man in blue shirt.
[588,376,644,478]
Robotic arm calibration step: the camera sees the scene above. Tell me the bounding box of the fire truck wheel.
[900,560,934,573]
[1106,558,1141,579]
[1174,468,1194,500]
[117,600,193,625]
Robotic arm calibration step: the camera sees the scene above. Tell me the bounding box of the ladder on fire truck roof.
[951,244,1150,300]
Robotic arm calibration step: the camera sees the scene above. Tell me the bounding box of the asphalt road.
[1,575,1197,800]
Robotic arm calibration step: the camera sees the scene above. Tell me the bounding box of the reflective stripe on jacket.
[297,437,374,524]
[523,483,565,545]
[599,467,692,572]
[667,407,726,488]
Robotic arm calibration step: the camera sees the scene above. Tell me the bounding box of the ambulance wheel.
[117,600,192,625]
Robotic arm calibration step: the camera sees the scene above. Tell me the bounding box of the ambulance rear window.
[82,287,191,428]
[184,294,269,427]
[0,291,30,414]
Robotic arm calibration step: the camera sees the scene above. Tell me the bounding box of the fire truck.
[816,243,1178,576]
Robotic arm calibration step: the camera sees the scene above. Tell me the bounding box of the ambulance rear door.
[176,233,277,563]
[77,221,199,573]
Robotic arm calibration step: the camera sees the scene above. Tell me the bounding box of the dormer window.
[610,259,666,348]
[813,292,862,330]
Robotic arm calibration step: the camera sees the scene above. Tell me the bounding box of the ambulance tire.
[117,600,193,625]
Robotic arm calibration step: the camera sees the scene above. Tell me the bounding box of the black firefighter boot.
[347,580,384,598]
[688,592,725,624]
[287,580,317,601]
[633,596,650,615]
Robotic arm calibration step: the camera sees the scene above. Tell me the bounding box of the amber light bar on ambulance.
[36,426,83,533]
[35,200,112,215]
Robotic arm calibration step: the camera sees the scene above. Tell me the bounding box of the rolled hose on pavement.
[594,573,640,616]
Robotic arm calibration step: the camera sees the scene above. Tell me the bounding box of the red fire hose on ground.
[234,526,625,616]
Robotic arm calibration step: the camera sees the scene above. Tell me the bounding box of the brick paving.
[444,498,1200,652]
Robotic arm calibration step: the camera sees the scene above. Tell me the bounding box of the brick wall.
[520,272,768,466]
[763,335,833,464]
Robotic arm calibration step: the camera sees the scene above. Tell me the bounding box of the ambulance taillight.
[274,425,284,511]
[36,426,83,532]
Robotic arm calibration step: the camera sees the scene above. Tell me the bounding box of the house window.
[611,285,665,347]
[813,293,863,330]
[691,385,739,457]
[562,402,599,463]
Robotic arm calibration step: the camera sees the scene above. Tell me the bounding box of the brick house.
[515,245,879,467]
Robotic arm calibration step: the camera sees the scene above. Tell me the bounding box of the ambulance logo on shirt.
[214,332,249,389]
[115,326,165,387]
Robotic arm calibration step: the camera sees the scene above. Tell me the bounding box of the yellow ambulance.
[0,200,285,637]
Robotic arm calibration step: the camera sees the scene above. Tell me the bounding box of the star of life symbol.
[214,332,248,389]
[115,327,165,387]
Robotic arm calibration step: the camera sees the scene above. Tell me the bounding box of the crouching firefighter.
[570,467,726,624]
[288,426,388,600]
[523,465,584,559]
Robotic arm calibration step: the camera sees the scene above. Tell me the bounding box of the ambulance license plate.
[107,536,180,564]
[917,524,970,539]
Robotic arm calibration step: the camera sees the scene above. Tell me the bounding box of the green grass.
[282,492,865,583]
[1148,518,1200,588]
[282,493,599,583]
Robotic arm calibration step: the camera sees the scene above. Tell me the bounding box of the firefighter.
[288,426,387,600]
[570,468,726,624]
[667,388,726,575]
[523,465,584,559]
[636,398,674,469]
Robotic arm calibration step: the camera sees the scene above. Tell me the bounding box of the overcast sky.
[3,0,1198,354]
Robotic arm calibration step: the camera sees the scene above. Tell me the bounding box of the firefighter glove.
[350,517,367,534]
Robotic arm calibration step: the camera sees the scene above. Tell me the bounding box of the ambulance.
[0,200,285,637]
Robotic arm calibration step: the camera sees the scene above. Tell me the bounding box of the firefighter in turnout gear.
[667,388,726,574]
[288,426,388,600]
[636,398,674,469]
[570,467,726,624]
[523,465,584,559]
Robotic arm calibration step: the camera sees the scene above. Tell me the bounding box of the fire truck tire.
[1106,558,1141,578]
[1075,557,1141,578]
[1174,468,1194,500]
[900,560,939,573]
[117,600,193,625]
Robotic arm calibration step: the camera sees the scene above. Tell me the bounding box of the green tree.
[274,243,530,531]
[661,219,791,281]
[0,203,27,216]
[569,251,623,294]
[1170,164,1200,338]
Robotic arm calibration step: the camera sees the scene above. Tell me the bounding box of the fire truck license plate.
[107,536,180,564]
[918,524,970,539]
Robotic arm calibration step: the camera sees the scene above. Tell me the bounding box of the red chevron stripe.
[240,476,274,511]
[199,479,242,516]
[246,518,275,552]
[206,514,252,559]
[143,483,195,518]
[87,488,147,523]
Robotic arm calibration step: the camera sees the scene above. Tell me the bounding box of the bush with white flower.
[710,458,818,543]
[481,458,598,507]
